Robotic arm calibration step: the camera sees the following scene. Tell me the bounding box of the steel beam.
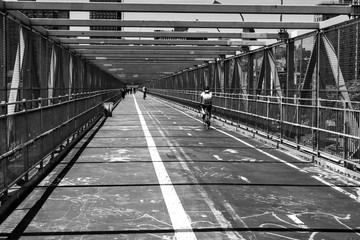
[66,45,243,51]
[75,50,238,55]
[85,54,222,59]
[58,38,266,46]
[48,30,279,39]
[6,10,50,36]
[30,19,320,30]
[3,2,353,15]
[94,59,210,63]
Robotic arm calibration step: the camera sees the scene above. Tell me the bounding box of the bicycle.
[203,107,211,129]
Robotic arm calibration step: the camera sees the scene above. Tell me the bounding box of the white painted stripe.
[287,214,308,229]
[217,129,307,173]
[239,176,251,183]
[153,98,303,172]
[312,176,360,203]
[133,95,197,240]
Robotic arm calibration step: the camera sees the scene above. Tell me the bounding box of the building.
[20,0,70,30]
[89,0,122,35]
[315,0,354,22]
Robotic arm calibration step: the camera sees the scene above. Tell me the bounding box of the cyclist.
[200,86,213,122]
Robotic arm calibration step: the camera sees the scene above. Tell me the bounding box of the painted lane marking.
[312,176,359,202]
[133,95,196,240]
[152,98,360,203]
[144,107,246,240]
[239,176,251,183]
[287,214,309,229]
[224,149,238,154]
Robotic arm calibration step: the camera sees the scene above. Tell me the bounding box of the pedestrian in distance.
[143,86,147,99]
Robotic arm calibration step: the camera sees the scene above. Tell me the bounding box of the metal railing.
[151,89,360,172]
[0,89,122,198]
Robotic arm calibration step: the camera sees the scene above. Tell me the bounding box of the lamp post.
[212,0,251,52]
[278,0,289,41]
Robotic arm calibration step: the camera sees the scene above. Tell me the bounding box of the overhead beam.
[30,19,320,30]
[94,62,206,67]
[6,10,51,37]
[2,2,353,15]
[85,54,223,59]
[65,45,244,51]
[58,38,266,46]
[48,30,279,39]
[78,51,236,57]
[75,49,237,55]
[93,59,211,63]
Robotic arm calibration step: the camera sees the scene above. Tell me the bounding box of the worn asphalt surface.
[0,92,360,240]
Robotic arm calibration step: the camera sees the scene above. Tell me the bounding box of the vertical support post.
[0,13,6,104]
[343,102,348,160]
[315,31,321,155]
[287,40,295,99]
[248,54,254,96]
[356,22,359,83]
[264,49,271,96]
[266,96,270,137]
[1,102,8,203]
[296,96,300,149]
[254,95,258,131]
[38,97,44,171]
[280,97,283,142]
[311,32,319,152]
[0,15,8,202]
[22,99,29,181]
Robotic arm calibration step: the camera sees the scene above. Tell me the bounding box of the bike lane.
[141,96,360,240]
[0,93,359,240]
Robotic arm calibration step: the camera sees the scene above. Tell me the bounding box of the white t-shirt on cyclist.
[201,91,212,104]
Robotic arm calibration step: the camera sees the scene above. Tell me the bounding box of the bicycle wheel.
[204,112,210,129]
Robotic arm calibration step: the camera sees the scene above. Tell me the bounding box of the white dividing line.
[144,107,245,240]
[133,95,197,240]
[152,97,360,203]
[312,175,359,202]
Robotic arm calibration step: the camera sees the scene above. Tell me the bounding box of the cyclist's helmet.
[204,86,210,93]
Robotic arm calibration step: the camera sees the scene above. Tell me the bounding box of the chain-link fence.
[0,14,125,198]
[149,18,360,172]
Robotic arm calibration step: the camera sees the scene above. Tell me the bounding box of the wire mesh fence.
[149,18,360,172]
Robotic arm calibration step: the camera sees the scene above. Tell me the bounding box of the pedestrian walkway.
[1,93,360,240]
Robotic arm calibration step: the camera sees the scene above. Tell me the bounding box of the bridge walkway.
[0,93,360,240]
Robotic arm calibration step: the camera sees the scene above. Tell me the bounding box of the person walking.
[142,86,147,99]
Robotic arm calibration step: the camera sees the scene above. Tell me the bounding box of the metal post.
[0,14,7,104]
[316,32,321,155]
[22,99,29,181]
[0,102,7,202]
[296,96,300,149]
[280,97,283,142]
[38,97,44,171]
[343,102,348,160]
[267,96,270,137]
